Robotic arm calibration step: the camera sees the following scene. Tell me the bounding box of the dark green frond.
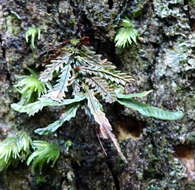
[81,66,133,86]
[35,103,80,135]
[46,64,72,101]
[39,53,70,82]
[86,77,116,103]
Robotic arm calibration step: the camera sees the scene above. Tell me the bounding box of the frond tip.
[27,140,60,173]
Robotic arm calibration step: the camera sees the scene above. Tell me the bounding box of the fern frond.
[39,54,70,82]
[0,132,32,171]
[114,18,138,48]
[45,64,72,101]
[86,90,127,163]
[35,103,80,135]
[81,66,133,86]
[86,77,116,103]
[15,73,46,103]
[27,140,60,173]
[12,96,85,116]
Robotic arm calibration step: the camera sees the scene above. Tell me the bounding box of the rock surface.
[0,0,194,189]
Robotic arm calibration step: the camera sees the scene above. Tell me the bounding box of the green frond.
[25,26,41,49]
[14,72,46,104]
[114,18,138,48]
[117,99,184,120]
[12,96,85,116]
[39,53,70,82]
[0,132,32,171]
[46,64,72,101]
[86,77,116,103]
[34,103,80,135]
[27,140,60,173]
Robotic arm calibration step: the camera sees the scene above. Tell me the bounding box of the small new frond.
[86,90,127,163]
[25,26,41,49]
[114,18,138,48]
[15,73,46,104]
[86,77,116,103]
[27,140,60,173]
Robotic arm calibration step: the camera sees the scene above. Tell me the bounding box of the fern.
[85,77,116,103]
[46,64,72,101]
[27,140,60,173]
[86,90,127,163]
[12,40,184,163]
[14,69,46,104]
[25,26,41,49]
[114,18,138,48]
[0,132,32,171]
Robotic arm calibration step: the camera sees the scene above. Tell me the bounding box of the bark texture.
[0,0,195,189]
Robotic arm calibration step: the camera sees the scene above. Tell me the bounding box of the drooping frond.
[86,90,127,163]
[34,103,80,135]
[86,77,116,103]
[27,140,60,173]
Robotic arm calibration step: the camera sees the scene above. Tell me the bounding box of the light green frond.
[0,132,32,171]
[27,140,60,173]
[25,26,41,49]
[114,18,138,48]
[34,103,80,135]
[14,72,46,104]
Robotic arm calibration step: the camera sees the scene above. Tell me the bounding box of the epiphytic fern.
[12,40,184,163]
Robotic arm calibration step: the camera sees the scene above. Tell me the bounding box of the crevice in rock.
[108,0,113,9]
[114,117,145,141]
[175,144,195,180]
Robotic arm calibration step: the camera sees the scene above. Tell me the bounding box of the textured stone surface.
[0,0,194,189]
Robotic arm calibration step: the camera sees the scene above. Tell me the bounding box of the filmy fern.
[12,40,184,162]
[25,26,41,49]
[114,18,138,48]
[27,140,60,173]
[14,69,46,104]
[0,131,31,171]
